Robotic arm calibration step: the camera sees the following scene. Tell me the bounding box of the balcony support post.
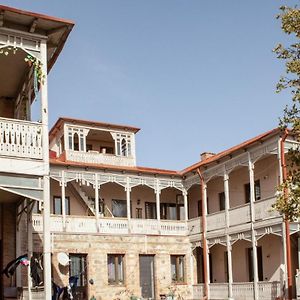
[183,189,188,221]
[248,156,259,300]
[197,169,210,300]
[16,202,22,287]
[224,172,233,299]
[95,173,100,231]
[61,170,66,230]
[40,38,52,300]
[27,199,33,300]
[126,177,131,232]
[155,180,161,231]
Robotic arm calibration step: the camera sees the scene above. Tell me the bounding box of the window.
[112,199,127,218]
[160,203,184,220]
[116,134,132,157]
[219,192,225,211]
[67,128,86,152]
[145,202,157,219]
[245,180,261,203]
[107,254,124,285]
[247,246,263,281]
[171,255,185,283]
[53,196,70,215]
[136,208,143,219]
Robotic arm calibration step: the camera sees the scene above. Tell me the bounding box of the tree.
[273,5,300,221]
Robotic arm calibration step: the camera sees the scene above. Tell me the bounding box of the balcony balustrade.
[192,281,281,300]
[66,149,135,167]
[32,215,188,236]
[187,196,279,236]
[0,117,43,159]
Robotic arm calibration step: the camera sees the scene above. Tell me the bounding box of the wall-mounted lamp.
[137,199,141,205]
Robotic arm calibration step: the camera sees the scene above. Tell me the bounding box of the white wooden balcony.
[0,117,46,176]
[192,281,281,300]
[187,196,279,237]
[32,215,188,236]
[66,150,135,167]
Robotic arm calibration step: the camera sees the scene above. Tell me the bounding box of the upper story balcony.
[0,7,73,177]
[49,117,139,167]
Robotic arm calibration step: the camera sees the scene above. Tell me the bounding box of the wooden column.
[248,157,259,300]
[95,173,100,231]
[156,179,161,222]
[40,38,52,300]
[183,189,188,221]
[27,199,33,300]
[61,170,66,229]
[224,173,233,299]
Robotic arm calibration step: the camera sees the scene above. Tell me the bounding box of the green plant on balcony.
[0,46,45,85]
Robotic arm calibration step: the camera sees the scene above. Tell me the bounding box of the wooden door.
[139,255,155,299]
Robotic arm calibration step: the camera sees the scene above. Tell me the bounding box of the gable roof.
[0,5,74,71]
[181,127,282,175]
[49,117,141,142]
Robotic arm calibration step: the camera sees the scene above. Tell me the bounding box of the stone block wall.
[33,233,193,300]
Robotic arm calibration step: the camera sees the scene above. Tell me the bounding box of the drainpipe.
[280,128,292,300]
[197,168,209,300]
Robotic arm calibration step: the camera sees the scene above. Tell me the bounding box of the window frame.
[170,255,185,284]
[53,196,70,215]
[107,254,125,285]
[245,180,261,203]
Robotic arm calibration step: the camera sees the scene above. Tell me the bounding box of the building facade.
[0,5,300,300]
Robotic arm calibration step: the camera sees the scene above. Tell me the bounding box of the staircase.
[69,182,95,216]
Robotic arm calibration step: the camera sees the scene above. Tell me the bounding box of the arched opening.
[0,47,35,120]
[100,182,127,218]
[160,187,184,220]
[130,185,156,219]
[187,184,201,219]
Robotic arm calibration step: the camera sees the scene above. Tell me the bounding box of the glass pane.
[107,255,116,283]
[54,197,62,215]
[68,133,73,150]
[112,200,127,218]
[171,256,176,282]
[121,139,127,156]
[178,256,184,282]
[118,256,124,283]
[168,206,177,220]
[179,206,185,220]
[80,135,85,152]
[65,198,70,215]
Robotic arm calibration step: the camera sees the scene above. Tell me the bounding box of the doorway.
[69,254,88,300]
[139,255,155,299]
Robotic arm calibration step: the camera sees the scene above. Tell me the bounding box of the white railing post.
[224,172,233,299]
[248,156,259,300]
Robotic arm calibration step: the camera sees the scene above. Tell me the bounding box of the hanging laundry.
[20,257,30,266]
[1,254,28,278]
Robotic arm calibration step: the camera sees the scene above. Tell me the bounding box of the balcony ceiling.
[88,130,114,142]
[0,49,28,98]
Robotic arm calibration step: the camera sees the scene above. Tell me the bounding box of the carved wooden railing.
[0,117,43,159]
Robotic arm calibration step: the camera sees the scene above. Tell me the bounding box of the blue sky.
[2,1,296,170]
